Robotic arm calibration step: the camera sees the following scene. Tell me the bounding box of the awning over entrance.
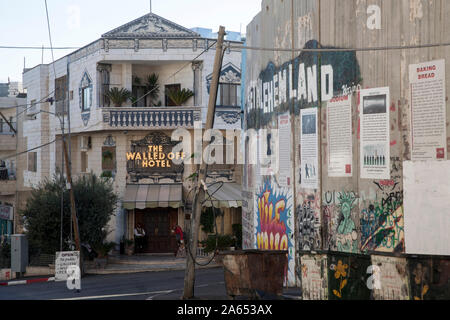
[123,184,183,210]
[203,182,243,208]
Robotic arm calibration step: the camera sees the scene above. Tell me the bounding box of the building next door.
[135,208,178,253]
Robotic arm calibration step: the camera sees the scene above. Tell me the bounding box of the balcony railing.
[102,107,202,129]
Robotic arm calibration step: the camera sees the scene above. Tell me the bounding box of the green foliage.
[232,224,242,249]
[94,241,117,258]
[203,234,234,253]
[200,208,215,234]
[100,170,113,179]
[102,150,113,160]
[105,87,131,107]
[167,88,194,106]
[21,173,118,255]
[0,242,10,260]
[145,73,160,106]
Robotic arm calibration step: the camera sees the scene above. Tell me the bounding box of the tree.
[21,173,118,255]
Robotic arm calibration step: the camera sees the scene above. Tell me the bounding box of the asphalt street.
[0,267,228,300]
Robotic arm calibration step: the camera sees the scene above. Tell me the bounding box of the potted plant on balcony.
[167,88,194,106]
[145,73,160,107]
[105,87,131,107]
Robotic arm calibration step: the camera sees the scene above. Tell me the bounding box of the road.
[0,267,228,300]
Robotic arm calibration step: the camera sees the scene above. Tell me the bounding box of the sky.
[0,0,262,83]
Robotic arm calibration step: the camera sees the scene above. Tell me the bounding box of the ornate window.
[206,62,241,107]
[79,71,93,112]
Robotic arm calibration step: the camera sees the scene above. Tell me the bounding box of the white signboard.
[278,112,292,186]
[327,96,353,177]
[360,87,390,179]
[404,160,450,256]
[301,108,319,189]
[409,59,447,161]
[55,251,80,282]
[0,206,13,221]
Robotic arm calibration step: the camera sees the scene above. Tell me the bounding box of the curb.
[0,277,55,286]
[84,263,221,275]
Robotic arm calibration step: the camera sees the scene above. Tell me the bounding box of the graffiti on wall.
[360,194,404,253]
[245,40,362,130]
[360,156,404,253]
[297,193,321,251]
[323,191,359,253]
[371,255,410,300]
[255,180,295,285]
[301,254,328,300]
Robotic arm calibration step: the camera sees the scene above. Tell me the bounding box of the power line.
[0,46,79,50]
[230,41,450,52]
[0,138,59,161]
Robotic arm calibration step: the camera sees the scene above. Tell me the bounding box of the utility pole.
[62,137,81,253]
[183,26,226,299]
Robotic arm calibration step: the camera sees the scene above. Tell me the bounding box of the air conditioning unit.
[80,136,91,151]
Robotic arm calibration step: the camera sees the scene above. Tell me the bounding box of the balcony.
[102,107,202,130]
[0,167,16,196]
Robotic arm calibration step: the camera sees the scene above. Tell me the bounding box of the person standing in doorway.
[134,223,146,254]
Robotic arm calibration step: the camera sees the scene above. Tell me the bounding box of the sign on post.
[55,251,80,282]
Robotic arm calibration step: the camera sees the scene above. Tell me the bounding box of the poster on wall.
[360,87,390,179]
[258,129,276,176]
[301,108,319,189]
[278,112,292,186]
[409,59,447,161]
[327,96,353,177]
[404,160,450,256]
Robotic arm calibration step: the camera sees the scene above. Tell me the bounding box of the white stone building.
[21,13,244,253]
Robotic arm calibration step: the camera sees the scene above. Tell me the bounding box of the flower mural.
[255,181,291,251]
[332,260,349,298]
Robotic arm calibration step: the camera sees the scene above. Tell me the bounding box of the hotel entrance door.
[135,208,178,253]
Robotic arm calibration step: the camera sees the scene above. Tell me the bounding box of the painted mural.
[323,191,359,253]
[407,258,450,300]
[254,179,295,286]
[246,40,362,130]
[328,254,371,300]
[360,157,404,253]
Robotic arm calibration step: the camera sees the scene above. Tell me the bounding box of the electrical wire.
[0,138,59,161]
[0,46,79,50]
[229,41,450,52]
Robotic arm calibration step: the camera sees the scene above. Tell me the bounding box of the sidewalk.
[84,253,219,275]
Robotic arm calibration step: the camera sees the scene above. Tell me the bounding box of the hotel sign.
[126,145,185,168]
[0,205,13,221]
[127,132,184,182]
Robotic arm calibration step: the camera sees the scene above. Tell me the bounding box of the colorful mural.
[328,254,371,300]
[255,180,295,286]
[323,191,359,253]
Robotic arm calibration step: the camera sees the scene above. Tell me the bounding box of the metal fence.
[29,253,55,267]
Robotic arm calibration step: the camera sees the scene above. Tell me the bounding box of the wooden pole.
[183,26,226,299]
[62,137,81,253]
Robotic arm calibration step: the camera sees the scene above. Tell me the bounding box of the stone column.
[121,63,133,107]
[191,61,203,106]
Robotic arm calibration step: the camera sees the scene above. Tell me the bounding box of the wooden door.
[135,208,178,253]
